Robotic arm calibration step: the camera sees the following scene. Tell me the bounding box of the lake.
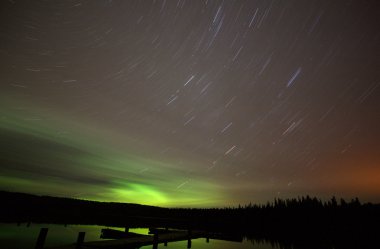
[0,223,275,249]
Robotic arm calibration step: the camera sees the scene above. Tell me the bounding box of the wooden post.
[34,228,48,249]
[76,232,85,249]
[164,227,168,246]
[187,229,192,249]
[187,238,192,248]
[152,232,158,249]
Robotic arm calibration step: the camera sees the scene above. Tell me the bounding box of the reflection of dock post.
[34,228,48,249]
[187,229,192,248]
[75,232,85,249]
[163,227,168,246]
[153,232,158,249]
[206,237,209,243]
[187,238,192,248]
[125,227,129,233]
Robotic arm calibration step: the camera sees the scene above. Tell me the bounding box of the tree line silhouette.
[1,191,379,248]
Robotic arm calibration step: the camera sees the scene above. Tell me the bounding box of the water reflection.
[0,223,106,249]
[140,238,276,249]
[0,223,374,249]
[0,223,276,249]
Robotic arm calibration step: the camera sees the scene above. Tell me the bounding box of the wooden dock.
[49,230,208,249]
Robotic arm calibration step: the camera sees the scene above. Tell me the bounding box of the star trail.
[0,0,379,207]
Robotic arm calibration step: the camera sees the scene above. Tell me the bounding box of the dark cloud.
[0,128,110,186]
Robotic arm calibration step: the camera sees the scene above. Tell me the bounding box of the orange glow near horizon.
[321,158,380,199]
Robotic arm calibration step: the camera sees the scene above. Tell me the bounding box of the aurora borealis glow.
[1,0,380,207]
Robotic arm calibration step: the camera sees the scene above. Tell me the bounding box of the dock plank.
[49,230,205,249]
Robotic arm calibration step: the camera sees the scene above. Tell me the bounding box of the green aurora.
[1,0,379,207]
[0,97,225,207]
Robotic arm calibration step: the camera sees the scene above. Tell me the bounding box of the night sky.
[1,0,379,207]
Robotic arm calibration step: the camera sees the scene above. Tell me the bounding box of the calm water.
[139,238,275,249]
[0,223,274,249]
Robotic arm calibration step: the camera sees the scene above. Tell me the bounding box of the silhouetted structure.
[34,227,48,249]
[1,191,379,249]
[75,232,85,249]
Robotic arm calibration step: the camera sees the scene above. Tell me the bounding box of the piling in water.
[75,232,85,249]
[35,228,48,249]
